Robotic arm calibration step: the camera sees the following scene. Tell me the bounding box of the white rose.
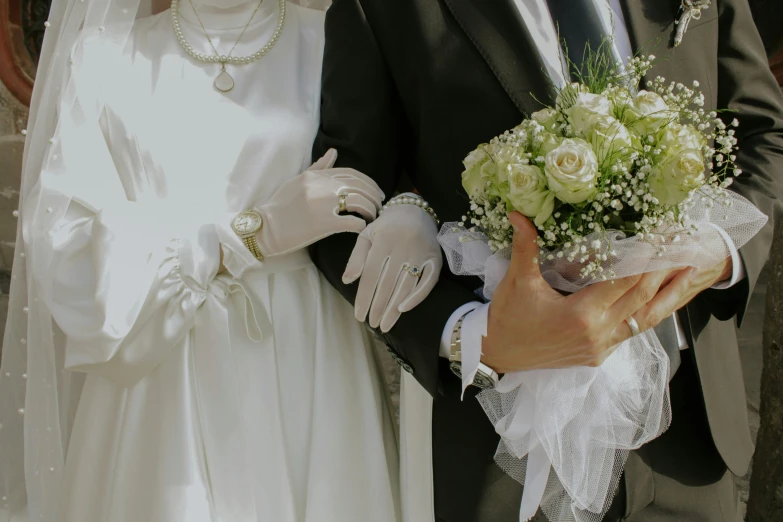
[544,138,600,204]
[656,123,707,153]
[565,92,614,138]
[586,114,636,164]
[493,150,519,183]
[628,90,673,135]
[461,147,495,199]
[531,108,561,133]
[605,88,634,115]
[537,131,563,156]
[648,148,706,205]
[506,164,556,226]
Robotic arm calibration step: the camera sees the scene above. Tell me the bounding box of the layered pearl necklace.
[171,0,287,92]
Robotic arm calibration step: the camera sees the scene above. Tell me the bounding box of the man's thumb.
[508,212,542,277]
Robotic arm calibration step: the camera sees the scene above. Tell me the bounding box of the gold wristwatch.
[449,313,500,390]
[231,210,264,261]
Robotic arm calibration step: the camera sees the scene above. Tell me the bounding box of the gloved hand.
[256,149,385,257]
[343,198,442,333]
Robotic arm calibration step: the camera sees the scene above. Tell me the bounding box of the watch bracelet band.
[449,315,467,364]
[242,235,264,261]
[449,310,498,390]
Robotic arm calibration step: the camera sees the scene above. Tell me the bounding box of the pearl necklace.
[171,0,286,93]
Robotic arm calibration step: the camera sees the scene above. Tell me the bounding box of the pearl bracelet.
[378,193,440,224]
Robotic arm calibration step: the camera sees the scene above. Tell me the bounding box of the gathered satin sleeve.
[44,198,220,385]
[22,59,222,386]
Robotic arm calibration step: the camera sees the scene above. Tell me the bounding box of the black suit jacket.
[749,0,783,56]
[311,1,783,520]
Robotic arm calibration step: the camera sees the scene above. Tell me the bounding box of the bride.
[0,0,441,520]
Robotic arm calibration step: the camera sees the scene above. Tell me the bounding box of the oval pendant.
[214,70,235,93]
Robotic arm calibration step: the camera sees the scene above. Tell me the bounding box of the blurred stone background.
[0,0,780,519]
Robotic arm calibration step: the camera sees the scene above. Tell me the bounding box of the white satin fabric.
[19,3,399,520]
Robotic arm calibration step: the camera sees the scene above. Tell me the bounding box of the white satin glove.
[256,149,385,257]
[343,200,443,333]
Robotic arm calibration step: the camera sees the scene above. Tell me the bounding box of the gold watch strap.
[242,235,264,261]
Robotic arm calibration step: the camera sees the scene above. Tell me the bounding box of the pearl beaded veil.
[0,0,328,520]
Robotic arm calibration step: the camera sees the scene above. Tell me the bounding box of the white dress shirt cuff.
[439,302,491,396]
[439,302,483,358]
[707,224,746,290]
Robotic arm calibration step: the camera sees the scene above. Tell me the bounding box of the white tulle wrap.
[437,189,767,522]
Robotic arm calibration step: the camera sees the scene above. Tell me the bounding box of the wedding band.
[402,263,422,278]
[626,316,641,337]
[337,192,348,213]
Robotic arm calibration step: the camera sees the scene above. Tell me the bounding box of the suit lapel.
[442,0,556,116]
[442,0,686,114]
[619,0,680,52]
[619,0,681,81]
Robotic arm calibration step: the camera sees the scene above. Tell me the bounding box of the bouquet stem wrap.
[438,189,767,522]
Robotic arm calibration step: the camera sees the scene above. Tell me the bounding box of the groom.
[312,0,783,520]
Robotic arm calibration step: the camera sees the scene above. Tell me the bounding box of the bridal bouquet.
[438,54,768,522]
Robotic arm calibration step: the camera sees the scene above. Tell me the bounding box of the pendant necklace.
[171,0,286,93]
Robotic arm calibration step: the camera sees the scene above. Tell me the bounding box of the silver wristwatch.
[448,313,499,390]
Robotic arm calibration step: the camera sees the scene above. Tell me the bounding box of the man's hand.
[481,213,682,374]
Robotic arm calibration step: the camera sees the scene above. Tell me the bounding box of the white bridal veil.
[0,0,328,520]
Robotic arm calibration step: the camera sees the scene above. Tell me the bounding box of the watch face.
[450,361,495,390]
[232,211,263,234]
[472,372,496,390]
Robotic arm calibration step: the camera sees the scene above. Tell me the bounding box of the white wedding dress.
[19,2,400,521]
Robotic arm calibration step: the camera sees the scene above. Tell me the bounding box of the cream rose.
[586,114,635,164]
[506,164,556,226]
[531,108,561,133]
[544,138,600,204]
[656,123,707,153]
[648,148,706,205]
[537,131,563,156]
[564,92,614,138]
[462,147,494,199]
[627,90,673,135]
[606,88,634,116]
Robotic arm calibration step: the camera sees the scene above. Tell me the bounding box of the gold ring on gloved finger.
[402,263,422,278]
[337,191,348,213]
